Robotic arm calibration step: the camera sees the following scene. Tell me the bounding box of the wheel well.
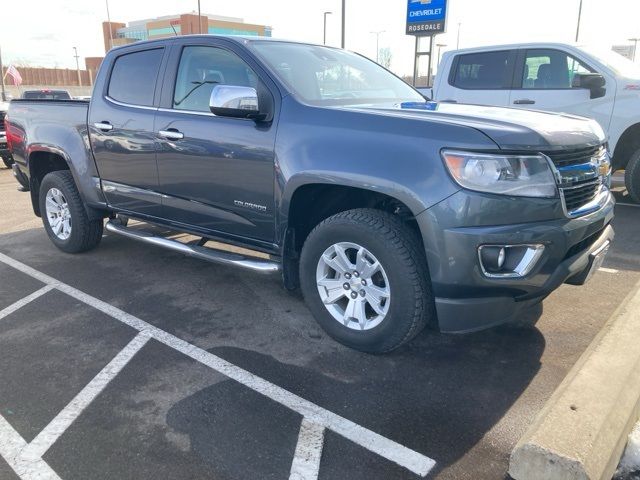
[29,151,70,217]
[613,123,640,171]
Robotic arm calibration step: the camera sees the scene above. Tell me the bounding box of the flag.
[5,65,22,86]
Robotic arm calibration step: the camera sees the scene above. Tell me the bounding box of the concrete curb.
[509,278,640,480]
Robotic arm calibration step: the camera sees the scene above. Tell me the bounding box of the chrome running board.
[105,220,281,274]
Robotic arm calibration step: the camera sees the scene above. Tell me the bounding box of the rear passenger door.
[89,46,167,217]
[441,50,516,106]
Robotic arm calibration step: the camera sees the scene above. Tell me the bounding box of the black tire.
[2,156,13,168]
[299,208,434,354]
[625,149,640,203]
[39,170,103,253]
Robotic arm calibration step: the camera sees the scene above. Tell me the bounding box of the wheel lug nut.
[350,292,357,299]
[361,279,367,286]
[344,273,351,279]
[353,271,359,277]
[343,283,350,290]
[359,290,366,297]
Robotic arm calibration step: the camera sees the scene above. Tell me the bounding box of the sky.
[2,0,640,78]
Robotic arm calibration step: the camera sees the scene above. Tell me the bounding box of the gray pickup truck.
[6,36,615,353]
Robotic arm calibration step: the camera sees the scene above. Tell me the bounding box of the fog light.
[478,244,545,278]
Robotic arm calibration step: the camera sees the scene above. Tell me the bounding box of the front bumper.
[416,188,615,333]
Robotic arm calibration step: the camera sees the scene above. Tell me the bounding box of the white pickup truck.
[423,42,640,202]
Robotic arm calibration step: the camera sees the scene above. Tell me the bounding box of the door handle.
[513,99,536,105]
[93,121,113,131]
[158,129,184,141]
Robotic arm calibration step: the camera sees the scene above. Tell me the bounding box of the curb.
[509,278,640,480]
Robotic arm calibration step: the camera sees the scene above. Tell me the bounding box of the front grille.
[561,180,600,212]
[544,145,604,168]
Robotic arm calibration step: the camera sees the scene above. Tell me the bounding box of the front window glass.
[521,49,593,89]
[173,46,258,112]
[250,41,423,106]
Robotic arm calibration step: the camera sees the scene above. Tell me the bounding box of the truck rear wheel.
[39,171,103,253]
[625,149,640,203]
[299,208,434,353]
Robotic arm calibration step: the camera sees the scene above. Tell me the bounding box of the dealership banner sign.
[406,0,447,36]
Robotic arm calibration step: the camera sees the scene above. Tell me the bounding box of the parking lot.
[0,166,639,480]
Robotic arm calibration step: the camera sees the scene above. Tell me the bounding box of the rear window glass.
[22,91,71,100]
[108,48,163,106]
[452,51,510,89]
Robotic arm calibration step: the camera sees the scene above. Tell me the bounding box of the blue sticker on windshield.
[400,101,438,111]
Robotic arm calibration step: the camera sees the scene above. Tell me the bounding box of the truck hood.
[337,102,606,151]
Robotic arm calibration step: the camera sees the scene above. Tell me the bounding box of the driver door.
[509,48,615,132]
[154,39,277,243]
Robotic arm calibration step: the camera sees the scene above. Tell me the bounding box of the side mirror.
[572,73,606,99]
[209,85,263,119]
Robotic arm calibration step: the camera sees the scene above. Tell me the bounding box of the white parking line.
[0,415,61,480]
[23,332,151,459]
[599,267,619,274]
[289,419,325,480]
[0,285,53,320]
[0,252,436,477]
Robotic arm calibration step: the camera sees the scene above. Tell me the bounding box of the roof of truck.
[107,34,324,53]
[443,42,587,55]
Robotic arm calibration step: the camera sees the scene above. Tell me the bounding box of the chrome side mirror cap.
[209,85,261,119]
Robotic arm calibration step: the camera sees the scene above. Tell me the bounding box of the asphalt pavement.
[0,166,638,480]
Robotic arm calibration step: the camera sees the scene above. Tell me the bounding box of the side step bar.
[105,220,281,274]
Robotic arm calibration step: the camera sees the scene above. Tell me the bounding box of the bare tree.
[379,47,392,69]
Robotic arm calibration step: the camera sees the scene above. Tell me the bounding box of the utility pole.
[198,0,202,34]
[629,38,640,62]
[341,0,346,48]
[323,11,332,45]
[575,0,583,42]
[105,0,113,51]
[73,47,82,86]
[456,22,461,49]
[370,30,385,63]
[0,45,6,102]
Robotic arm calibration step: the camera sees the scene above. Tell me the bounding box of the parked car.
[423,43,640,202]
[21,89,71,100]
[6,36,614,353]
[0,101,13,168]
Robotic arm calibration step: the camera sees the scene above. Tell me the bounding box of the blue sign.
[406,0,447,36]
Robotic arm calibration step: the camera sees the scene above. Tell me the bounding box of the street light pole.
[0,45,6,102]
[629,38,640,62]
[341,0,346,48]
[575,0,583,42]
[323,11,332,45]
[73,47,81,86]
[436,43,447,66]
[198,0,202,34]
[456,22,461,49]
[105,0,113,51]
[370,30,385,63]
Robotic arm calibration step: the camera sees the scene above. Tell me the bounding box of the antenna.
[170,23,178,36]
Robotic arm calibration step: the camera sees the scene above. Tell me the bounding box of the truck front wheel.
[299,209,434,353]
[624,149,640,203]
[39,170,103,253]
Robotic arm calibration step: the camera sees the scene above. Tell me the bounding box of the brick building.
[103,12,272,53]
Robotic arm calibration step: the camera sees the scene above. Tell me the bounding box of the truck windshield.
[250,41,424,106]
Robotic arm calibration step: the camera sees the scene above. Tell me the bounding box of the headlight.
[441,150,557,198]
